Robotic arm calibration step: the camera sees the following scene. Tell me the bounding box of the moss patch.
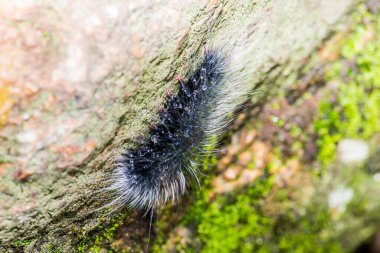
[315,6,380,166]
[76,213,130,253]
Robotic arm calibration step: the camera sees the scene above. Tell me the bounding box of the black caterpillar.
[108,48,249,212]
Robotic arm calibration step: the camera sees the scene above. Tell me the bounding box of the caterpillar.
[106,44,255,213]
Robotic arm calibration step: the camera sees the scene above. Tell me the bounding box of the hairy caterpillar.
[106,43,256,213]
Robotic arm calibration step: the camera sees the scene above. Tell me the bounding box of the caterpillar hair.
[106,42,257,213]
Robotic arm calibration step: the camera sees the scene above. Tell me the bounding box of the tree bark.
[0,0,358,251]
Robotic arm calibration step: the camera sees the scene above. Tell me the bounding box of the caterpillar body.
[107,44,254,212]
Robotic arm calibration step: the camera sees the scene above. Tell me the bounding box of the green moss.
[315,6,380,166]
[153,162,346,252]
[153,167,276,253]
[9,239,34,250]
[76,213,128,253]
[185,176,274,253]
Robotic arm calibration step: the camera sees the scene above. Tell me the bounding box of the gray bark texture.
[0,0,358,251]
